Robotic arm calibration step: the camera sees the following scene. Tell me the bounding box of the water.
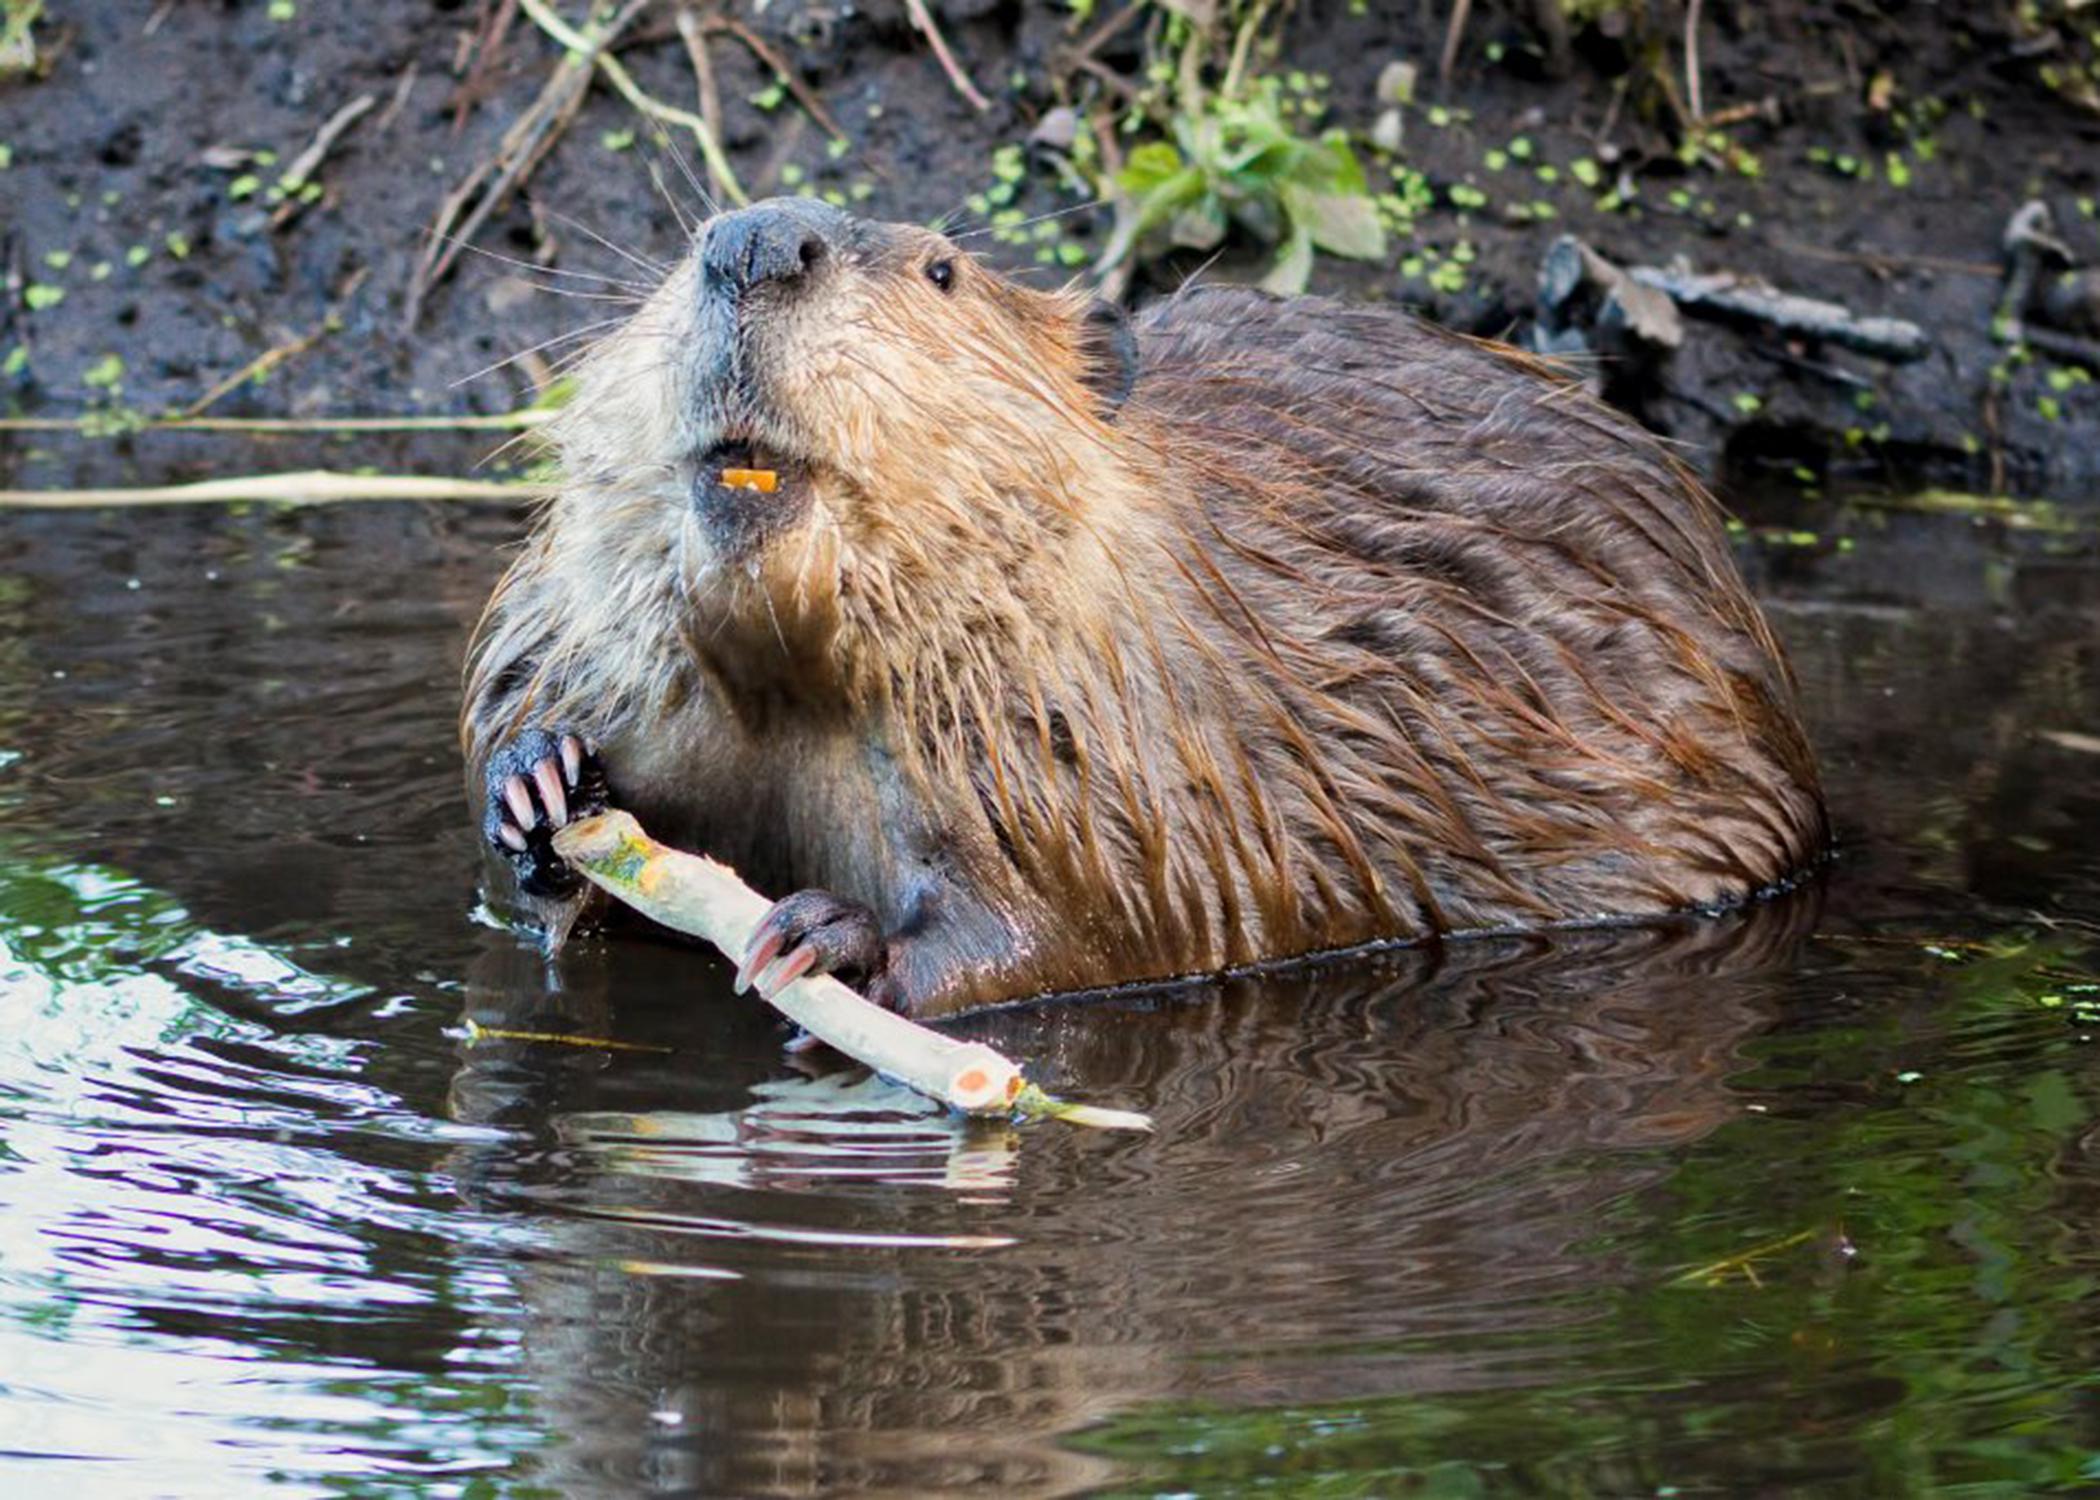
[0,499,2095,1498]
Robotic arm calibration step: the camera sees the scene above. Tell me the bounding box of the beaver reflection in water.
[462,198,1827,1018]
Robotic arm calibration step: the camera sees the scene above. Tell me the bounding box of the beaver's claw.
[484,728,609,897]
[735,889,890,1003]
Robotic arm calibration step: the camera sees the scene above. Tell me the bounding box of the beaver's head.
[554,200,1143,633]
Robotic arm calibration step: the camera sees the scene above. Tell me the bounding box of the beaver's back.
[1073,287,1826,946]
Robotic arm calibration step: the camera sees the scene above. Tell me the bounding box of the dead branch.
[903,0,991,111]
[1629,260,1932,361]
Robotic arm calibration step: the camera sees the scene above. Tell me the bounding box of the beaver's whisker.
[453,317,633,390]
[438,234,656,295]
[948,199,1101,243]
[648,131,720,222]
[511,286,647,306]
[534,204,671,279]
[636,142,700,237]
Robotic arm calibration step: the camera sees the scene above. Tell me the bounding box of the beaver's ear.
[1079,298,1139,419]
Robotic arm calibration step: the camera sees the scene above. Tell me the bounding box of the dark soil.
[2,0,2098,499]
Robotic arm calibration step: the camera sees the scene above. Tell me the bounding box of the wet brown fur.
[463,211,1826,1016]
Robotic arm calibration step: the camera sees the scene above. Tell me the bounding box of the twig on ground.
[1683,0,1705,123]
[1072,55,1142,104]
[1592,74,1629,145]
[406,0,634,328]
[0,470,552,508]
[375,60,419,133]
[2000,319,2100,370]
[703,10,848,143]
[269,92,377,231]
[1220,0,1270,101]
[451,0,520,133]
[517,0,747,202]
[2040,730,2100,756]
[902,0,991,112]
[1775,237,2000,279]
[553,810,1153,1130]
[1651,55,1695,136]
[673,8,732,205]
[1630,260,1932,361]
[181,272,367,417]
[181,322,336,418]
[1439,0,1472,84]
[1060,0,1143,75]
[1699,97,1778,129]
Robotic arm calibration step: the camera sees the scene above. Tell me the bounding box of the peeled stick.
[552,811,1152,1131]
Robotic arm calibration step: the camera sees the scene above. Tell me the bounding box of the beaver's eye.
[924,258,956,294]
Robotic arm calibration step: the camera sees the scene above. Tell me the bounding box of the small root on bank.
[1682,0,1705,125]
[1438,0,1472,84]
[698,9,848,145]
[673,8,733,206]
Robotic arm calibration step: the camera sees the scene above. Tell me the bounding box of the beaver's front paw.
[484,728,610,898]
[734,889,898,1006]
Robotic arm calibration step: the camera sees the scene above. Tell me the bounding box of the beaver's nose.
[701,200,834,295]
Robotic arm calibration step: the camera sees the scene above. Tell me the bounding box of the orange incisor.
[720,468,779,494]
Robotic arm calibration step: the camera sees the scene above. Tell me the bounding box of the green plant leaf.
[1226,191,1286,247]
[1222,137,1301,183]
[1136,167,1208,229]
[1211,104,1296,176]
[1166,195,1228,251]
[1284,183,1386,260]
[1293,138,1369,197]
[1116,141,1186,196]
[1262,226,1314,295]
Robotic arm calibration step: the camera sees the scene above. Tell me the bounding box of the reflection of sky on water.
[0,854,1024,1493]
[0,859,543,1495]
[561,1072,1023,1207]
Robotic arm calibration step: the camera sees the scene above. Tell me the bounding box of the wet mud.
[1,2,2096,498]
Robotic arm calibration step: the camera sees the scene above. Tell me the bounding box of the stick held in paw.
[550,810,1153,1131]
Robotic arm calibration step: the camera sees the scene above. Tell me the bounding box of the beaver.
[462,197,1827,1018]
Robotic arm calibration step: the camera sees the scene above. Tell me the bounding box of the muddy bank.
[1,1,2096,500]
